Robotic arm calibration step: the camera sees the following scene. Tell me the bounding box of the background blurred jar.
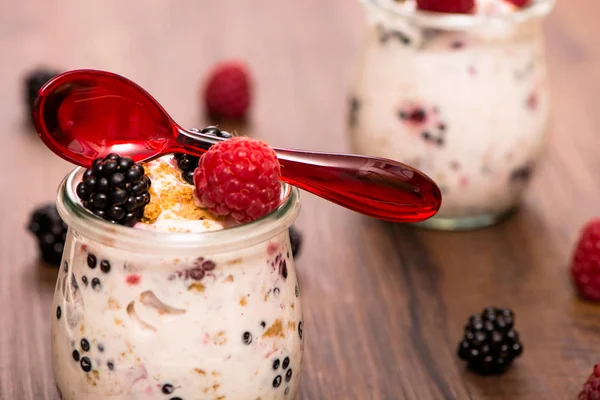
[348,0,555,230]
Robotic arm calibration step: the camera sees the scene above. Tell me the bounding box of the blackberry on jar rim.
[75,153,151,227]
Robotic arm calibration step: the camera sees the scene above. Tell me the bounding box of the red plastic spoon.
[32,69,441,223]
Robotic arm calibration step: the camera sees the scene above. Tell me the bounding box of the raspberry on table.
[76,154,151,226]
[571,219,600,301]
[578,364,600,400]
[27,203,68,267]
[193,136,281,223]
[457,307,523,375]
[416,0,475,13]
[203,61,252,120]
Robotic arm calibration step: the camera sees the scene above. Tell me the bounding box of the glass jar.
[348,0,555,230]
[52,168,303,399]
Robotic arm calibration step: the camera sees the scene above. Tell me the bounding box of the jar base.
[412,207,517,231]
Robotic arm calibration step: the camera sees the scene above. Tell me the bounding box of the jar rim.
[57,168,301,254]
[363,0,555,29]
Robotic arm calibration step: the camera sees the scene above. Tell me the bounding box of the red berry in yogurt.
[504,0,531,8]
[416,0,475,14]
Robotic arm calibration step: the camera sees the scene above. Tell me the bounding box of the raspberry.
[416,0,475,13]
[578,364,600,400]
[571,219,600,301]
[457,307,523,375]
[193,137,281,223]
[504,0,531,8]
[203,61,251,120]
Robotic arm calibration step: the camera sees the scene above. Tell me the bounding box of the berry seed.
[80,338,90,352]
[80,357,92,372]
[72,350,80,362]
[100,260,111,273]
[87,254,97,269]
[242,331,252,345]
[162,384,174,394]
[91,278,102,291]
[56,306,61,319]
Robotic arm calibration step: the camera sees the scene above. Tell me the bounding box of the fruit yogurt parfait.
[51,133,303,399]
[348,0,555,230]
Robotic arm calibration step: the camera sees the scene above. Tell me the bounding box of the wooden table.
[1,1,599,399]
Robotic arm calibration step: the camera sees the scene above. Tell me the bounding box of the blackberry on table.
[457,307,523,375]
[24,68,60,122]
[175,126,232,184]
[27,203,68,267]
[76,154,151,226]
[289,226,303,258]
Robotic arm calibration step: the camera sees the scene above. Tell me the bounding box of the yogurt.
[51,157,303,399]
[349,0,554,229]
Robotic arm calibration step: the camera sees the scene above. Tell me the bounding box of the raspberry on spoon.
[416,0,475,14]
[193,136,281,223]
[571,219,600,301]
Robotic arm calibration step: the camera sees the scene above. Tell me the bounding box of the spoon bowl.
[33,69,442,223]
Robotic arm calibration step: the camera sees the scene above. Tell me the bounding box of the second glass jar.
[349,0,555,230]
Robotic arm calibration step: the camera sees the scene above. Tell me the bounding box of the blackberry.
[289,226,303,258]
[457,307,523,375]
[76,154,151,226]
[174,126,232,184]
[24,68,61,122]
[27,203,68,267]
[173,153,199,185]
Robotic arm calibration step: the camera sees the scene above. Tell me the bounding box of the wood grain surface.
[0,0,599,399]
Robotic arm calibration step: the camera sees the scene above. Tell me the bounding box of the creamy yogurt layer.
[135,156,228,233]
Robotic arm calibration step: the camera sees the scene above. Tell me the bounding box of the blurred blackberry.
[175,126,232,184]
[289,226,303,258]
[76,154,151,227]
[28,203,68,267]
[24,68,60,122]
[457,307,523,375]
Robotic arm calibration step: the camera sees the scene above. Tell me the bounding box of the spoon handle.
[274,149,441,222]
[178,130,441,223]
